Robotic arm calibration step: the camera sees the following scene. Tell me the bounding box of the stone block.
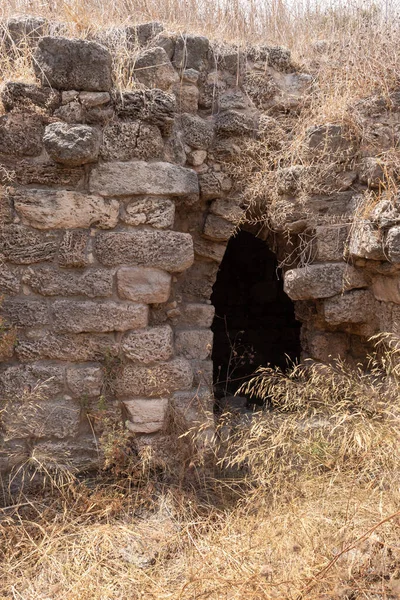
[2,298,50,327]
[190,359,213,387]
[123,398,168,433]
[180,113,214,149]
[173,35,209,71]
[122,325,174,363]
[96,231,194,272]
[14,190,119,230]
[2,396,80,441]
[187,149,207,166]
[133,47,179,90]
[32,436,100,471]
[0,363,65,400]
[173,83,199,114]
[0,225,59,264]
[307,331,349,362]
[172,387,214,426]
[179,304,215,327]
[100,121,163,161]
[34,36,113,91]
[210,198,244,223]
[315,225,349,262]
[198,172,226,200]
[54,100,84,123]
[125,22,165,46]
[284,263,367,300]
[66,365,103,397]
[193,237,226,262]
[52,300,148,333]
[0,265,20,294]
[121,197,175,229]
[175,329,213,360]
[348,221,384,260]
[203,214,236,241]
[58,231,89,268]
[16,333,119,362]
[358,157,385,188]
[0,158,84,188]
[22,267,113,298]
[305,124,356,159]
[116,358,193,398]
[1,82,60,112]
[89,161,199,197]
[115,89,175,135]
[385,226,400,263]
[372,275,400,304]
[215,110,257,137]
[323,290,376,326]
[79,91,110,107]
[117,267,171,303]
[4,16,48,48]
[0,113,44,157]
[370,200,400,228]
[43,122,100,166]
[177,261,219,300]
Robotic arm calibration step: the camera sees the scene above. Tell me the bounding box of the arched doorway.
[211,229,301,411]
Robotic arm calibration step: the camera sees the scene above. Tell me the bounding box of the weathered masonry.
[1,18,400,472]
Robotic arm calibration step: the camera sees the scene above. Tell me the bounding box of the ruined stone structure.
[1,18,400,472]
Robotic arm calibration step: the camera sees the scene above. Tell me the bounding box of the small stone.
[173,83,199,113]
[96,231,194,272]
[58,231,89,268]
[66,365,103,397]
[22,267,113,298]
[210,198,244,223]
[127,22,164,46]
[203,214,236,241]
[359,157,385,188]
[175,329,213,359]
[79,91,110,107]
[117,267,171,303]
[52,300,148,333]
[116,358,193,397]
[180,113,214,149]
[54,100,84,123]
[323,290,376,325]
[124,398,168,433]
[385,226,400,263]
[284,263,367,300]
[172,387,214,428]
[122,325,174,363]
[349,221,384,261]
[34,36,113,91]
[198,172,224,200]
[173,35,209,71]
[215,110,257,137]
[218,90,250,111]
[121,197,175,229]
[315,225,349,262]
[62,90,79,104]
[100,121,164,161]
[187,150,207,166]
[115,89,175,135]
[133,47,179,90]
[14,190,119,230]
[43,122,100,166]
[90,161,199,197]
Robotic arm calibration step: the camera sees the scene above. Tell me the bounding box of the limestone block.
[116,358,193,397]
[96,231,194,272]
[58,231,89,268]
[210,198,244,223]
[121,197,175,229]
[2,298,50,327]
[1,82,60,112]
[124,398,168,433]
[173,83,199,114]
[16,333,119,362]
[133,47,179,90]
[66,365,103,397]
[359,157,385,188]
[215,110,257,137]
[190,359,213,387]
[14,190,119,230]
[90,161,199,197]
[177,260,219,300]
[0,265,20,294]
[307,331,349,362]
[203,214,236,241]
[34,36,113,91]
[4,16,48,48]
[79,91,110,107]
[180,113,214,149]
[2,397,80,441]
[0,159,84,187]
[32,436,100,471]
[43,122,100,166]
[323,290,376,326]
[122,325,174,363]
[173,35,209,71]
[22,267,113,298]
[172,387,214,425]
[100,121,163,161]
[115,89,175,135]
[0,224,58,264]
[315,225,349,262]
[348,221,384,260]
[117,267,171,303]
[385,226,400,263]
[0,113,44,157]
[193,237,227,262]
[175,329,213,359]
[0,363,65,400]
[198,172,231,200]
[372,275,400,304]
[179,304,215,327]
[52,300,148,333]
[284,263,367,300]
[305,124,356,159]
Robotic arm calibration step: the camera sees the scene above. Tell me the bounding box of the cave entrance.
[211,229,301,411]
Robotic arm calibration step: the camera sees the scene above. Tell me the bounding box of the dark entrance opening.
[211,229,301,411]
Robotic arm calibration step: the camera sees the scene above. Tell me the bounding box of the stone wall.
[1,17,400,472]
